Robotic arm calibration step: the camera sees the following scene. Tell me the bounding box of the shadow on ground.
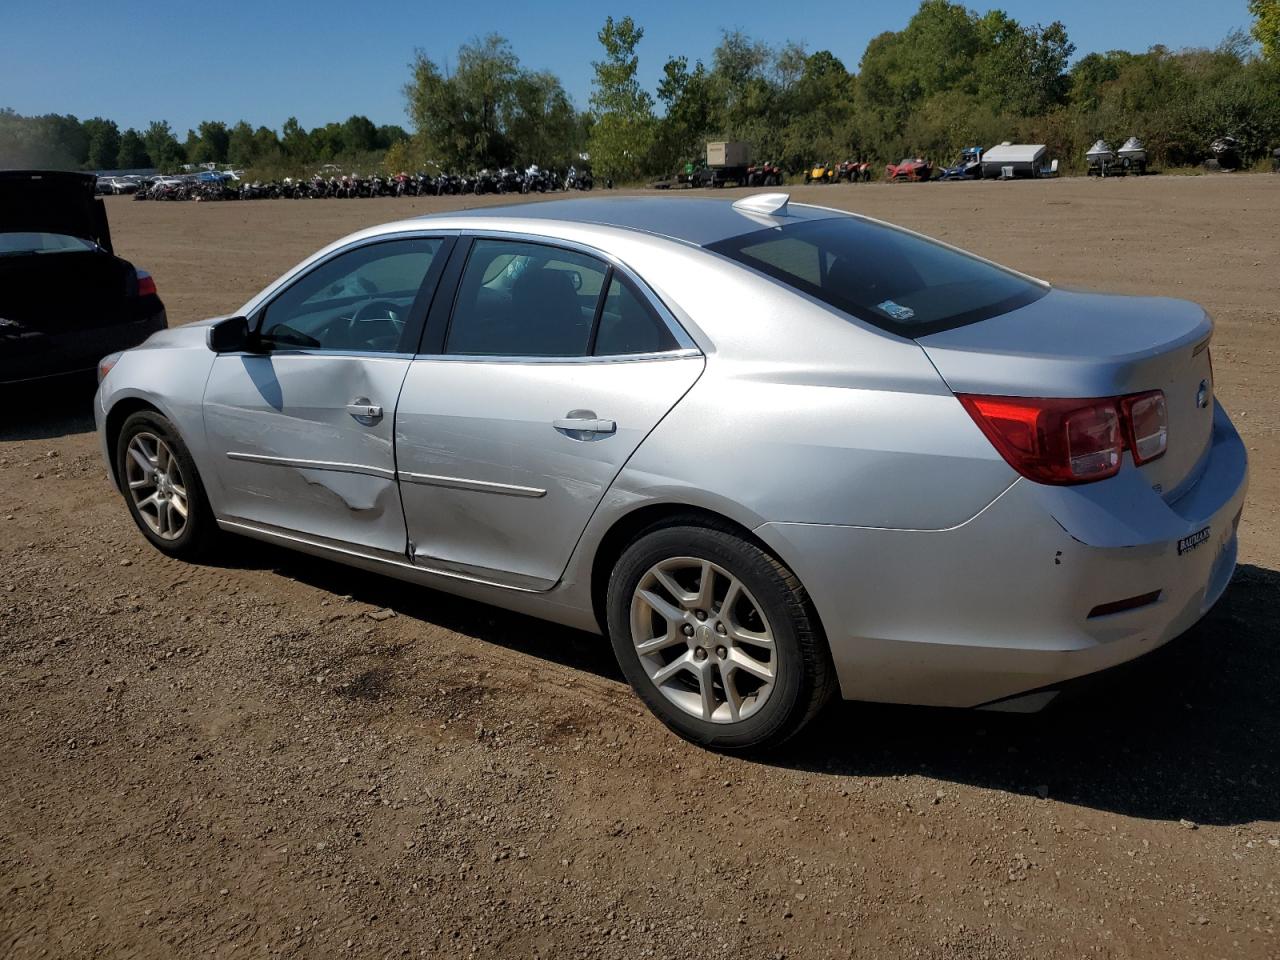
[225,538,1280,827]
[236,540,624,685]
[781,563,1280,827]
[0,377,98,441]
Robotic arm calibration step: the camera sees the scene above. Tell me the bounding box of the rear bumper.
[756,402,1248,708]
[0,308,166,385]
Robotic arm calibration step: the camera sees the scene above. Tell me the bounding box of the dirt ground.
[1,177,1277,960]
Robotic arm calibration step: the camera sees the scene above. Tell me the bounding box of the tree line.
[392,0,1280,179]
[0,110,409,176]
[4,0,1279,180]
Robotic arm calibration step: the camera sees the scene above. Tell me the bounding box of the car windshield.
[708,216,1047,336]
[0,232,97,257]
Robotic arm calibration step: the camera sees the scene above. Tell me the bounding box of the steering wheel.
[351,299,403,324]
[331,298,404,352]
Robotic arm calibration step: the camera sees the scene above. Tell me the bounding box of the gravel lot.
[2,177,1277,959]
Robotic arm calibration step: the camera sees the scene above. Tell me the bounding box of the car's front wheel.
[606,520,835,751]
[116,410,219,559]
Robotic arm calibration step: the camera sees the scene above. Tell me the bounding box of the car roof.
[422,195,846,247]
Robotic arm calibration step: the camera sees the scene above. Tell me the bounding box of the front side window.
[446,239,610,357]
[258,237,442,353]
[708,217,1046,336]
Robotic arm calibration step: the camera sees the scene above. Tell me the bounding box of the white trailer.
[980,142,1056,179]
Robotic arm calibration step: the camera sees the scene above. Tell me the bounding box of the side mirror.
[207,316,264,354]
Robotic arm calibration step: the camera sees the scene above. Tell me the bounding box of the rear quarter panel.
[590,244,1017,531]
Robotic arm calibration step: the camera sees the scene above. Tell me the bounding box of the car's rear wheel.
[116,410,219,559]
[606,520,834,751]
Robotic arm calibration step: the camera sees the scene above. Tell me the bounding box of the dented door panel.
[202,353,412,555]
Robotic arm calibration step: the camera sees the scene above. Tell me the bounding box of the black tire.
[606,519,835,752]
[115,410,220,560]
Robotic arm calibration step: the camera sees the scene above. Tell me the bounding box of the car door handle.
[553,416,616,437]
[347,398,383,424]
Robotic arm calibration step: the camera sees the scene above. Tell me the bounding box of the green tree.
[506,70,580,165]
[405,34,581,170]
[974,13,1074,116]
[588,15,655,181]
[454,34,520,166]
[253,126,281,157]
[341,115,379,153]
[404,37,519,169]
[0,110,86,168]
[376,124,410,149]
[280,117,311,161]
[82,117,121,170]
[192,120,230,164]
[653,55,714,171]
[142,120,184,171]
[1251,0,1280,60]
[227,121,257,167]
[117,128,150,168]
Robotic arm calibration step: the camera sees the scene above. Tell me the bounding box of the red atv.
[838,160,873,183]
[885,157,933,182]
[747,161,784,187]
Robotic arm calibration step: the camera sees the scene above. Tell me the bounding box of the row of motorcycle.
[134,165,601,202]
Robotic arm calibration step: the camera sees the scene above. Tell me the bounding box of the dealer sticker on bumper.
[1178,526,1211,555]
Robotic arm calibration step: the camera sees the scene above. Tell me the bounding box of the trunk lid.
[0,170,112,253]
[919,288,1215,499]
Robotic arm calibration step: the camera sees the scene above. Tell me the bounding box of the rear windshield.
[0,232,97,257]
[707,217,1046,336]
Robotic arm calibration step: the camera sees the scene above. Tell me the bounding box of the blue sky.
[1,1,1255,134]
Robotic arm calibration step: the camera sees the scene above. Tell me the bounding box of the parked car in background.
[95,194,1246,751]
[1,170,165,387]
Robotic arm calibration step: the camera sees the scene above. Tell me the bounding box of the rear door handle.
[553,416,616,437]
[347,398,383,424]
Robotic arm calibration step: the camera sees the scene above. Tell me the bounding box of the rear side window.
[708,218,1046,336]
[594,274,679,356]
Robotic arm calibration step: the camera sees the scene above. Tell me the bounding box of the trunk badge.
[1196,379,1210,409]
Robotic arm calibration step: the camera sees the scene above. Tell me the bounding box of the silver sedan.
[95,194,1248,750]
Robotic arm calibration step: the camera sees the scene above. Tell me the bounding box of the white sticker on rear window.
[877,300,915,321]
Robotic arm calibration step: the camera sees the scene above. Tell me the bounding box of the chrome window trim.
[226,451,396,480]
[397,471,547,498]
[412,348,703,365]
[218,349,415,362]
[422,228,699,359]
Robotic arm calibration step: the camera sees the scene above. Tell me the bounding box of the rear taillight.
[136,269,157,297]
[1120,390,1168,464]
[959,390,1167,485]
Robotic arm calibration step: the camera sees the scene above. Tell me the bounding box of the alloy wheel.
[629,557,776,723]
[124,432,189,541]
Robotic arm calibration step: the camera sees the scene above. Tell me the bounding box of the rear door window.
[446,239,608,357]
